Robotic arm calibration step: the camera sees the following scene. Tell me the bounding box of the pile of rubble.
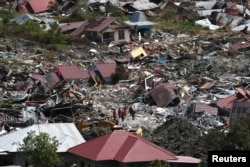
[1,28,250,159]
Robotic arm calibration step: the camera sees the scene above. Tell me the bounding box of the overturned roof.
[68,130,177,162]
[149,82,178,107]
[45,72,60,85]
[125,11,155,26]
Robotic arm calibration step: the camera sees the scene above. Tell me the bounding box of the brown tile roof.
[60,21,85,32]
[57,65,89,80]
[195,104,218,115]
[231,35,250,52]
[71,17,131,36]
[95,63,116,78]
[149,82,177,107]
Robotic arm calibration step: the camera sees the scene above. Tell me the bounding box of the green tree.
[149,160,170,167]
[17,131,61,167]
[202,114,250,167]
[203,114,250,151]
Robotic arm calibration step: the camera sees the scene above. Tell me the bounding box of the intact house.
[0,123,85,167]
[70,17,133,44]
[67,130,201,167]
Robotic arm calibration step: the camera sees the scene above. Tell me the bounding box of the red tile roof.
[57,65,89,80]
[95,63,116,78]
[217,88,250,111]
[166,156,201,164]
[68,130,177,162]
[28,0,53,14]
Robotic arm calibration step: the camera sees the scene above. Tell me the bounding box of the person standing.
[131,110,135,120]
[118,108,122,118]
[121,110,125,121]
[115,118,119,125]
[123,105,127,116]
[112,109,117,120]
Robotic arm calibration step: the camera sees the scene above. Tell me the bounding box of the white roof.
[0,123,85,152]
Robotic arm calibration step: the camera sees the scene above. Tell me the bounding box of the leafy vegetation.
[200,114,250,167]
[17,131,61,167]
[0,99,13,108]
[149,160,170,167]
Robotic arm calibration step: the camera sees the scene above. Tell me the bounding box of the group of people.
[112,105,136,125]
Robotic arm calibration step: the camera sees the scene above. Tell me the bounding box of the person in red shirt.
[115,118,119,125]
[121,110,125,121]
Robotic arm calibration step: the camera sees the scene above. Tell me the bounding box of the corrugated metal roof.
[195,104,218,115]
[149,83,177,107]
[10,13,41,25]
[195,1,217,10]
[131,0,158,10]
[58,65,89,80]
[45,72,60,85]
[68,130,177,162]
[28,0,53,14]
[95,63,116,78]
[60,21,85,32]
[0,123,85,152]
[231,101,250,121]
[88,0,108,4]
